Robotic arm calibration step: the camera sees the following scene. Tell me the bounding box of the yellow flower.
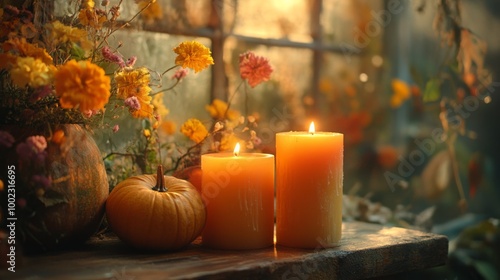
[54,59,111,112]
[138,0,163,24]
[219,133,240,152]
[2,37,53,65]
[46,21,92,51]
[132,95,154,119]
[173,41,214,73]
[114,67,154,118]
[10,57,54,88]
[78,0,107,30]
[390,79,411,108]
[152,93,169,118]
[205,99,240,120]
[83,0,95,8]
[115,67,151,98]
[143,129,151,138]
[392,79,410,98]
[180,118,208,144]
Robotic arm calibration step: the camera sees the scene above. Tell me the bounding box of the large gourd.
[0,124,108,252]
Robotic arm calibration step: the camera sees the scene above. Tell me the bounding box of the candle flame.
[234,142,241,156]
[309,122,315,135]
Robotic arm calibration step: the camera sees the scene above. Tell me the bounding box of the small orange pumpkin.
[106,165,206,251]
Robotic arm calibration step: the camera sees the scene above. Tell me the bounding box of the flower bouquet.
[0,0,216,252]
[0,0,273,252]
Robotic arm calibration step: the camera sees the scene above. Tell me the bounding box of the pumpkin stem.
[153,165,168,192]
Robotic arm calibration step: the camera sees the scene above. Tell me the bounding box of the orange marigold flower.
[159,120,176,135]
[205,99,240,121]
[115,67,151,98]
[173,41,214,73]
[180,118,208,144]
[54,59,111,112]
[114,67,154,118]
[2,37,52,65]
[390,79,410,108]
[391,79,410,98]
[239,51,273,88]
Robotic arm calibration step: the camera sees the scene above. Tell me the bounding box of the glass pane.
[229,0,312,42]
[322,0,384,46]
[54,0,213,30]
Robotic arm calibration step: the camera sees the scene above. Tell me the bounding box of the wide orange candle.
[276,123,343,249]
[201,144,275,250]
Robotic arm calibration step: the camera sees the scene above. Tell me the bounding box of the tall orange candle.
[201,144,275,250]
[276,122,343,249]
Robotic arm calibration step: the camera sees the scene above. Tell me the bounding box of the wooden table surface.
[2,222,448,280]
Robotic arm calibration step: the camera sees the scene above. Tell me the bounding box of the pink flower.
[126,56,137,67]
[102,46,125,68]
[239,51,273,88]
[251,136,262,146]
[250,130,262,146]
[16,136,47,163]
[172,68,189,80]
[112,124,119,133]
[0,131,15,148]
[83,110,94,118]
[124,96,141,111]
[26,135,47,153]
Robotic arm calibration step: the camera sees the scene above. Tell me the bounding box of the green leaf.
[142,119,152,130]
[70,43,86,60]
[423,79,441,102]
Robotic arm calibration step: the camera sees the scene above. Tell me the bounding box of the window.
[54,0,385,136]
